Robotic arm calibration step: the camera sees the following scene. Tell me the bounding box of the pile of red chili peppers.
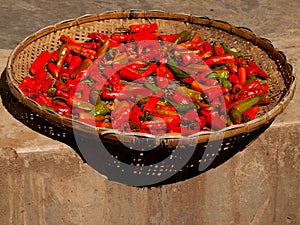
[19,23,271,135]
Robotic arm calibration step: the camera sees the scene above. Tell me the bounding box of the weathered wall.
[0,122,299,225]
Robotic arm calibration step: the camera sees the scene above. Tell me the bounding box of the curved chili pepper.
[29,51,52,75]
[173,30,192,44]
[242,105,259,122]
[60,35,81,45]
[40,77,53,92]
[202,42,213,58]
[204,110,226,130]
[80,48,97,60]
[240,80,262,92]
[143,90,164,119]
[141,63,158,77]
[156,64,169,88]
[88,32,110,42]
[56,45,70,72]
[222,43,243,58]
[111,33,129,43]
[248,61,269,79]
[159,34,178,42]
[71,59,93,81]
[128,23,158,42]
[229,95,261,124]
[258,94,271,105]
[50,50,59,63]
[119,66,143,82]
[166,59,190,79]
[213,43,225,56]
[67,55,83,75]
[130,24,151,33]
[238,67,247,85]
[204,53,235,66]
[177,86,203,101]
[34,93,53,107]
[33,68,47,85]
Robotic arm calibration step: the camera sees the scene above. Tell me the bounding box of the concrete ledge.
[0,48,299,224]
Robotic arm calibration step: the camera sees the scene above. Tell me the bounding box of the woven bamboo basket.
[5,10,296,186]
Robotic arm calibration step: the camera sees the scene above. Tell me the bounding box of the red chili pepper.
[129,105,143,129]
[230,96,261,124]
[248,61,269,79]
[88,32,110,42]
[178,41,198,50]
[156,64,169,88]
[159,64,174,81]
[227,63,238,74]
[34,93,53,107]
[180,52,201,65]
[204,53,235,66]
[213,43,225,55]
[47,63,59,79]
[107,72,120,85]
[119,67,144,82]
[240,80,262,92]
[56,45,70,72]
[228,73,239,85]
[29,51,52,75]
[60,35,82,45]
[203,42,213,54]
[235,89,262,101]
[33,68,47,84]
[67,55,83,75]
[258,94,271,106]
[21,76,41,92]
[66,43,83,55]
[71,59,93,81]
[204,87,223,101]
[112,83,126,93]
[190,80,212,93]
[242,105,259,122]
[238,67,247,85]
[143,90,164,118]
[128,23,158,42]
[261,83,268,93]
[65,53,73,65]
[50,50,59,63]
[204,110,226,130]
[40,77,53,92]
[141,63,158,77]
[137,40,161,56]
[111,33,129,43]
[159,34,178,42]
[126,62,148,70]
[129,24,151,33]
[232,83,242,94]
[52,104,72,116]
[80,48,97,60]
[82,42,97,50]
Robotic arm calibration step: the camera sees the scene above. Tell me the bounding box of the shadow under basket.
[4,10,296,187]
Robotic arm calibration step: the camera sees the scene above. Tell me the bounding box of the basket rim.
[5,9,297,142]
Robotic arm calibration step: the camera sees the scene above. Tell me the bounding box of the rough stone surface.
[0,1,299,225]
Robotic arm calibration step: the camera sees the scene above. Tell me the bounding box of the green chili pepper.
[166,59,189,79]
[144,81,162,94]
[177,86,202,101]
[173,30,192,44]
[229,95,261,124]
[220,78,233,88]
[92,102,110,116]
[207,70,229,80]
[222,43,243,58]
